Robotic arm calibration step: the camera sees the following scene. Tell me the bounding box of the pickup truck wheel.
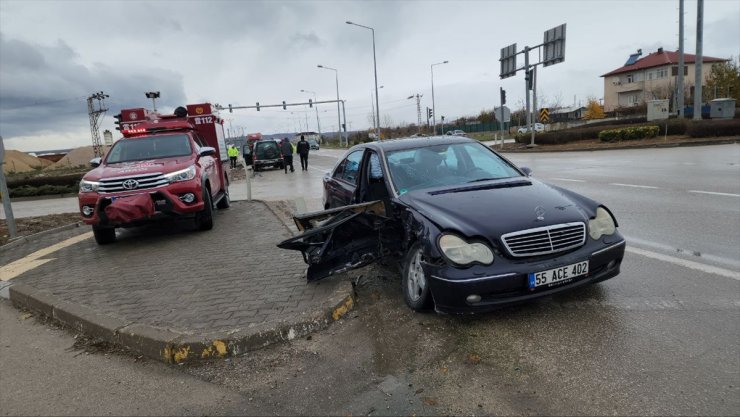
[402,243,433,311]
[216,187,230,209]
[92,225,116,245]
[195,191,214,230]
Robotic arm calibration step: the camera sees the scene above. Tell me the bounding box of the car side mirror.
[89,157,102,168]
[199,146,216,157]
[520,166,533,176]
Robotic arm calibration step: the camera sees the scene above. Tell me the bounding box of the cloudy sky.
[1,0,738,152]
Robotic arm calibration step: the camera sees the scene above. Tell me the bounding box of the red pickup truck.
[78,103,230,244]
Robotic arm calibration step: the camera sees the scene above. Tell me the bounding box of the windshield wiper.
[429,179,532,195]
[467,177,499,183]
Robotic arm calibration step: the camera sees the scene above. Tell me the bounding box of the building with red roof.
[601,47,726,112]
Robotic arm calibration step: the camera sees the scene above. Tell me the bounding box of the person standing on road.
[280,138,294,173]
[227,145,238,169]
[296,135,310,171]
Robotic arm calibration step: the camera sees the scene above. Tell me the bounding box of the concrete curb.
[499,138,738,153]
[10,280,355,364]
[1,222,84,252]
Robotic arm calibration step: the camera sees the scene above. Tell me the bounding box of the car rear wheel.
[402,243,433,311]
[92,225,116,245]
[195,190,214,230]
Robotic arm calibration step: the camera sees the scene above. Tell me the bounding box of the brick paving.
[8,201,345,335]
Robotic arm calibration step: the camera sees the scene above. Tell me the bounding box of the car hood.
[84,158,193,181]
[398,179,592,239]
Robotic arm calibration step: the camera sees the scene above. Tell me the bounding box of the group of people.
[227,135,312,173]
[279,135,311,173]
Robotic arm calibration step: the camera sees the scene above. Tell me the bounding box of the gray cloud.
[0,34,186,141]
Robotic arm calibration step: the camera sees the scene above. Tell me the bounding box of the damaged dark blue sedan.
[278,136,625,314]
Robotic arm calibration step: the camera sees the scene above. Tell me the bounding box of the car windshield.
[385,142,522,193]
[106,134,192,163]
[255,141,280,159]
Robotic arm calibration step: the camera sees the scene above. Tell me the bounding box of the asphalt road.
[1,144,738,415]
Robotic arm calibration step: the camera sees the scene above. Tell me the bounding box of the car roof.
[355,135,477,152]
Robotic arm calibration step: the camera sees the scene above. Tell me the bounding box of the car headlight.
[438,234,494,266]
[79,179,100,193]
[164,165,196,183]
[588,207,616,240]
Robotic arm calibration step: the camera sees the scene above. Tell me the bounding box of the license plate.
[528,260,589,289]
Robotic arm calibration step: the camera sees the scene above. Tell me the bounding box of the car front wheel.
[92,225,116,245]
[402,243,433,311]
[195,190,214,230]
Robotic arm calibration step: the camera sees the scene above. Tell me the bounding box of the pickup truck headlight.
[588,207,616,240]
[438,234,494,266]
[164,165,196,183]
[79,179,100,193]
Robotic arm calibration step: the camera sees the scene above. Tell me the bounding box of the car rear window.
[255,141,280,159]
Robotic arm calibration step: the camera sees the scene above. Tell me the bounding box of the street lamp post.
[317,65,344,146]
[346,20,381,140]
[300,89,322,141]
[371,85,384,134]
[430,61,448,135]
[145,91,160,112]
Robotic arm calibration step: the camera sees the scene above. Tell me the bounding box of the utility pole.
[87,91,109,158]
[693,0,704,120]
[0,136,17,239]
[407,93,423,134]
[677,0,685,118]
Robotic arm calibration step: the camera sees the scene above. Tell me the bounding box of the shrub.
[686,119,740,137]
[599,126,660,142]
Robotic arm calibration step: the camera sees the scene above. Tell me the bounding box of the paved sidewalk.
[3,200,354,363]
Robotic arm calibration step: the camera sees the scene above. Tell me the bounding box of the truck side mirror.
[90,157,102,168]
[199,147,216,157]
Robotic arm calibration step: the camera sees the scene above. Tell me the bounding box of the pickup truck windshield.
[106,134,193,163]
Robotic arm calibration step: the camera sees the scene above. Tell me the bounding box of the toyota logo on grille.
[122,179,139,190]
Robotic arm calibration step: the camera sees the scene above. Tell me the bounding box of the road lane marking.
[626,246,740,281]
[550,178,586,182]
[688,190,740,198]
[0,232,93,281]
[611,183,659,189]
[625,235,740,269]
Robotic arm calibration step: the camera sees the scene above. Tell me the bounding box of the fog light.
[466,294,482,304]
[179,193,195,203]
[82,205,94,216]
[607,260,616,269]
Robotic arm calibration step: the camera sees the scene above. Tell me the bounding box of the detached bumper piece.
[104,193,155,224]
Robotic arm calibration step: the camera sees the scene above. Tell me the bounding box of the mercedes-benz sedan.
[278,136,625,314]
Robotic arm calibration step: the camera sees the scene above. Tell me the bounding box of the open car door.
[277,200,390,282]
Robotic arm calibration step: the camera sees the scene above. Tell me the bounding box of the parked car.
[252,140,283,171]
[410,133,427,137]
[445,129,466,136]
[278,136,625,314]
[517,123,545,134]
[308,139,320,150]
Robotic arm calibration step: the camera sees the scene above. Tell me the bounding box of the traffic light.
[525,70,533,90]
[113,113,122,131]
[500,88,507,105]
[309,99,313,108]
[228,104,233,113]
[282,101,286,110]
[427,107,433,119]
[256,102,260,111]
